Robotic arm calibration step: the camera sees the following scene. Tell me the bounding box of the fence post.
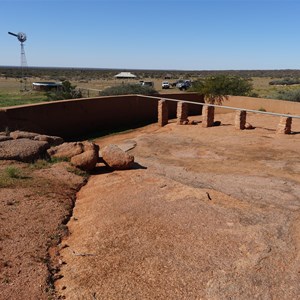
[276,116,292,134]
[235,110,247,130]
[177,101,189,125]
[158,99,168,127]
[202,105,215,127]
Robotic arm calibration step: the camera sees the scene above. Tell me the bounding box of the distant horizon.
[1,65,300,73]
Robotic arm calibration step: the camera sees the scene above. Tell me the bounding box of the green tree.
[190,75,253,104]
[46,80,82,100]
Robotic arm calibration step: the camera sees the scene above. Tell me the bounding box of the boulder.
[245,122,254,130]
[0,139,49,162]
[10,130,39,140]
[71,150,98,171]
[48,141,99,171]
[213,121,221,127]
[34,135,64,146]
[82,141,100,153]
[101,144,134,170]
[48,142,84,158]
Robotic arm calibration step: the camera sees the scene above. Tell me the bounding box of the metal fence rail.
[141,94,300,120]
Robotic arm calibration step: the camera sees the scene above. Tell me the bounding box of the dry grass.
[251,76,300,98]
[1,75,300,106]
[0,77,47,107]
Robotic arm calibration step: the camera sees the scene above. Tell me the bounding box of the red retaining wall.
[0,93,204,139]
[217,96,300,115]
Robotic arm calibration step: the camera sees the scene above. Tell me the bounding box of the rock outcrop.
[0,130,65,163]
[0,130,137,172]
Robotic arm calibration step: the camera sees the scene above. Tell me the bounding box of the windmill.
[8,31,28,91]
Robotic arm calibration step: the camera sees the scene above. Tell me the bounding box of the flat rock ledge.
[9,130,64,146]
[0,139,50,162]
[0,130,64,163]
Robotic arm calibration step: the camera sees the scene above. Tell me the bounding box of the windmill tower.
[8,31,28,91]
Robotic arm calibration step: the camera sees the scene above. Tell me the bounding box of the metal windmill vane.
[8,31,28,91]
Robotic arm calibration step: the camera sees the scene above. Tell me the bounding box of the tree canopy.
[190,75,253,104]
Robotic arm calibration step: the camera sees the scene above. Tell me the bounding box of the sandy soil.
[54,112,300,299]
[0,162,86,300]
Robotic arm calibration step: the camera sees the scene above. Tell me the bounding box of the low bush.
[45,80,82,100]
[270,89,300,102]
[5,166,22,179]
[30,157,69,170]
[269,78,300,86]
[258,107,266,112]
[99,83,158,96]
[0,166,28,188]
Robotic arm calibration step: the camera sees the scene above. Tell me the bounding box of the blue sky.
[1,0,300,70]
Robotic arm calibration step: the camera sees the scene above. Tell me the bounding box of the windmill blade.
[8,31,18,37]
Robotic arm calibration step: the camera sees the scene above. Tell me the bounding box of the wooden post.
[158,99,168,127]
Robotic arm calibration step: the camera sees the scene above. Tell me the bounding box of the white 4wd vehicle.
[162,81,170,89]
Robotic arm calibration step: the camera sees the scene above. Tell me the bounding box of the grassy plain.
[0,77,47,107]
[1,67,300,107]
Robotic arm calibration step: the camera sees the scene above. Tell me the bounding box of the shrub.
[99,83,158,96]
[271,89,300,102]
[46,80,82,100]
[258,107,266,112]
[189,75,253,104]
[0,166,27,188]
[269,78,300,86]
[30,157,69,170]
[5,166,22,179]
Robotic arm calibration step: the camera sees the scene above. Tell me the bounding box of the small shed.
[114,72,137,79]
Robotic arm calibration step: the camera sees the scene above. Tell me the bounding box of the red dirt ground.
[1,111,299,300]
[56,112,300,299]
[0,161,86,300]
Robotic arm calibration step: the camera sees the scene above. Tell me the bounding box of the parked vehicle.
[140,81,154,88]
[162,81,170,89]
[176,80,191,91]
